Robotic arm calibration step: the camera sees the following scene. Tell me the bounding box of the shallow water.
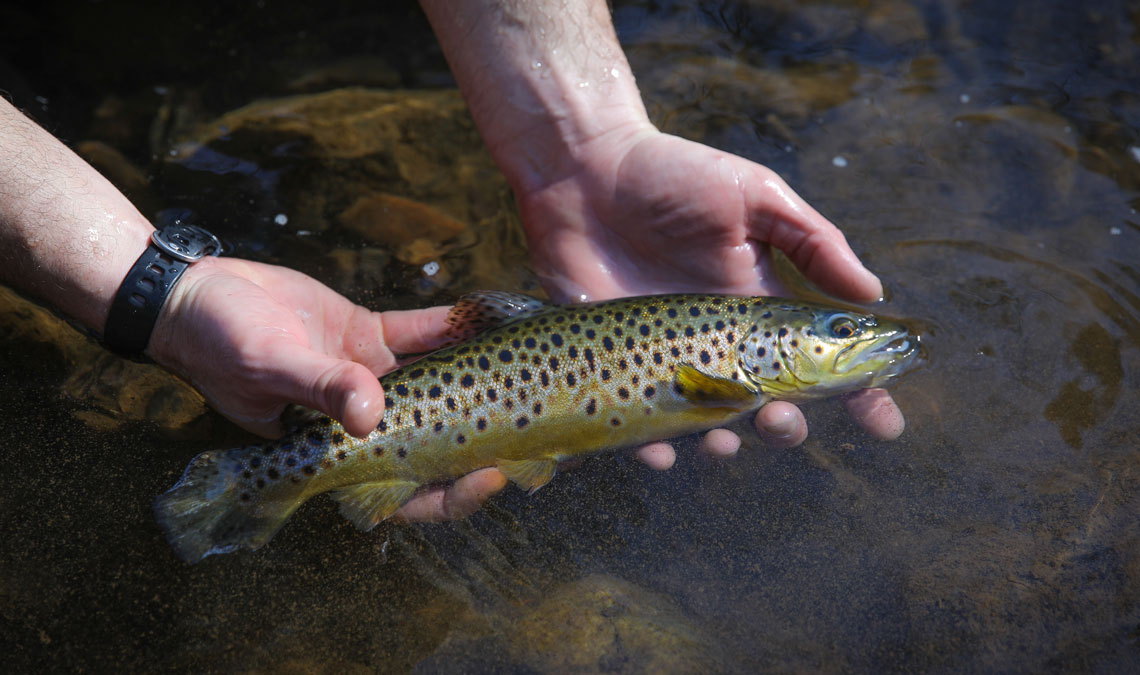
[2,0,1139,671]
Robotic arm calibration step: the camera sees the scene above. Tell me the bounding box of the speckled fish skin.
[155,292,920,562]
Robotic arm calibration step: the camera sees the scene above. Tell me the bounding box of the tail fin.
[154,447,304,563]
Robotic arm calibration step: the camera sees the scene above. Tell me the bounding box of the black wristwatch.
[103,223,222,356]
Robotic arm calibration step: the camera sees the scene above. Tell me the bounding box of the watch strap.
[103,224,221,356]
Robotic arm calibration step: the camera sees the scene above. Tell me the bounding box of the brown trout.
[156,292,919,562]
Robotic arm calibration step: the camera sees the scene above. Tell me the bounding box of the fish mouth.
[839,330,922,384]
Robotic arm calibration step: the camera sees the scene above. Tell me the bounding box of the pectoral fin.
[674,364,760,406]
[497,457,558,494]
[330,480,421,530]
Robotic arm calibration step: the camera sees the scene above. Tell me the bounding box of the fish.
[155,292,920,562]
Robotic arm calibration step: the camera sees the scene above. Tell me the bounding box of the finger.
[754,401,808,448]
[264,343,386,438]
[378,306,455,355]
[635,442,676,470]
[700,428,742,457]
[746,169,883,303]
[394,469,508,523]
[843,388,905,440]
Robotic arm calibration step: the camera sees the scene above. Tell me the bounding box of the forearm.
[0,98,152,333]
[418,0,653,194]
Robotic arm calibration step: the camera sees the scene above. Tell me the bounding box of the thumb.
[747,170,883,303]
[268,345,386,438]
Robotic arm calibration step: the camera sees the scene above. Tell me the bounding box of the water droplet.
[532,60,543,70]
[274,213,288,226]
[1129,146,1140,164]
[959,93,971,103]
[1109,226,1122,235]
[610,67,620,78]
[423,261,440,276]
[832,156,848,168]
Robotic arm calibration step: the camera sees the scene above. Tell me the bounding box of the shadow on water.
[2,0,1139,671]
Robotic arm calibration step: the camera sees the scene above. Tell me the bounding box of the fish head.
[737,300,920,402]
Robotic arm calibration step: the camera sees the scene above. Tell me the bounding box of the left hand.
[516,128,906,465]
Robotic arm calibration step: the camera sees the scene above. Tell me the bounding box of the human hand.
[517,128,906,463]
[147,256,505,521]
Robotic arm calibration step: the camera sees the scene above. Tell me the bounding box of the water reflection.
[1,0,1139,671]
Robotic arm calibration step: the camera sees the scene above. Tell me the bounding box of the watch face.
[152,225,223,262]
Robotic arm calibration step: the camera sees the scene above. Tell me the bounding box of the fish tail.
[154,447,304,563]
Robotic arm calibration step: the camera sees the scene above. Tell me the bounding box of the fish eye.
[828,315,860,339]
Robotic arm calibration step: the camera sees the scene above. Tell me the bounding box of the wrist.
[420,0,656,195]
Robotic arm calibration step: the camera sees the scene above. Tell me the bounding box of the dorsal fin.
[444,291,551,342]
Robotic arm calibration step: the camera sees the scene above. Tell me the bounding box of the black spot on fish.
[442,372,453,384]
[603,336,615,352]
[549,356,560,370]
[478,356,491,371]
[778,328,788,338]
[566,372,577,386]
[240,493,251,502]
[601,368,611,381]
[715,320,725,330]
[413,388,424,399]
[434,421,444,433]
[690,306,701,317]
[570,324,581,334]
[302,466,316,476]
[551,334,564,347]
[586,398,597,415]
[267,468,280,480]
[764,331,772,338]
[815,346,824,354]
[540,371,550,386]
[477,418,487,431]
[332,432,345,445]
[762,311,773,319]
[499,349,514,363]
[336,450,347,461]
[256,479,267,489]
[533,402,542,415]
[633,354,643,366]
[568,345,578,359]
[461,374,475,388]
[684,326,696,338]
[521,368,533,382]
[667,308,678,318]
[516,416,529,428]
[446,397,457,411]
[640,324,650,336]
[427,385,441,399]
[671,346,681,358]
[586,329,596,339]
[625,337,635,350]
[457,434,466,444]
[613,327,624,337]
[593,315,604,324]
[512,339,521,349]
[285,456,297,467]
[250,457,262,469]
[700,350,711,365]
[410,368,424,379]
[374,446,384,457]
[644,385,656,399]
[413,410,423,427]
[610,417,622,426]
[307,431,324,444]
[487,388,498,402]
[773,361,781,370]
[653,352,663,365]
[398,448,407,458]
[758,347,767,357]
[618,387,630,400]
[504,376,514,389]
[525,337,537,348]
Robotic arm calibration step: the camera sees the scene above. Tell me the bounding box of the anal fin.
[330,481,421,531]
[498,457,558,494]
